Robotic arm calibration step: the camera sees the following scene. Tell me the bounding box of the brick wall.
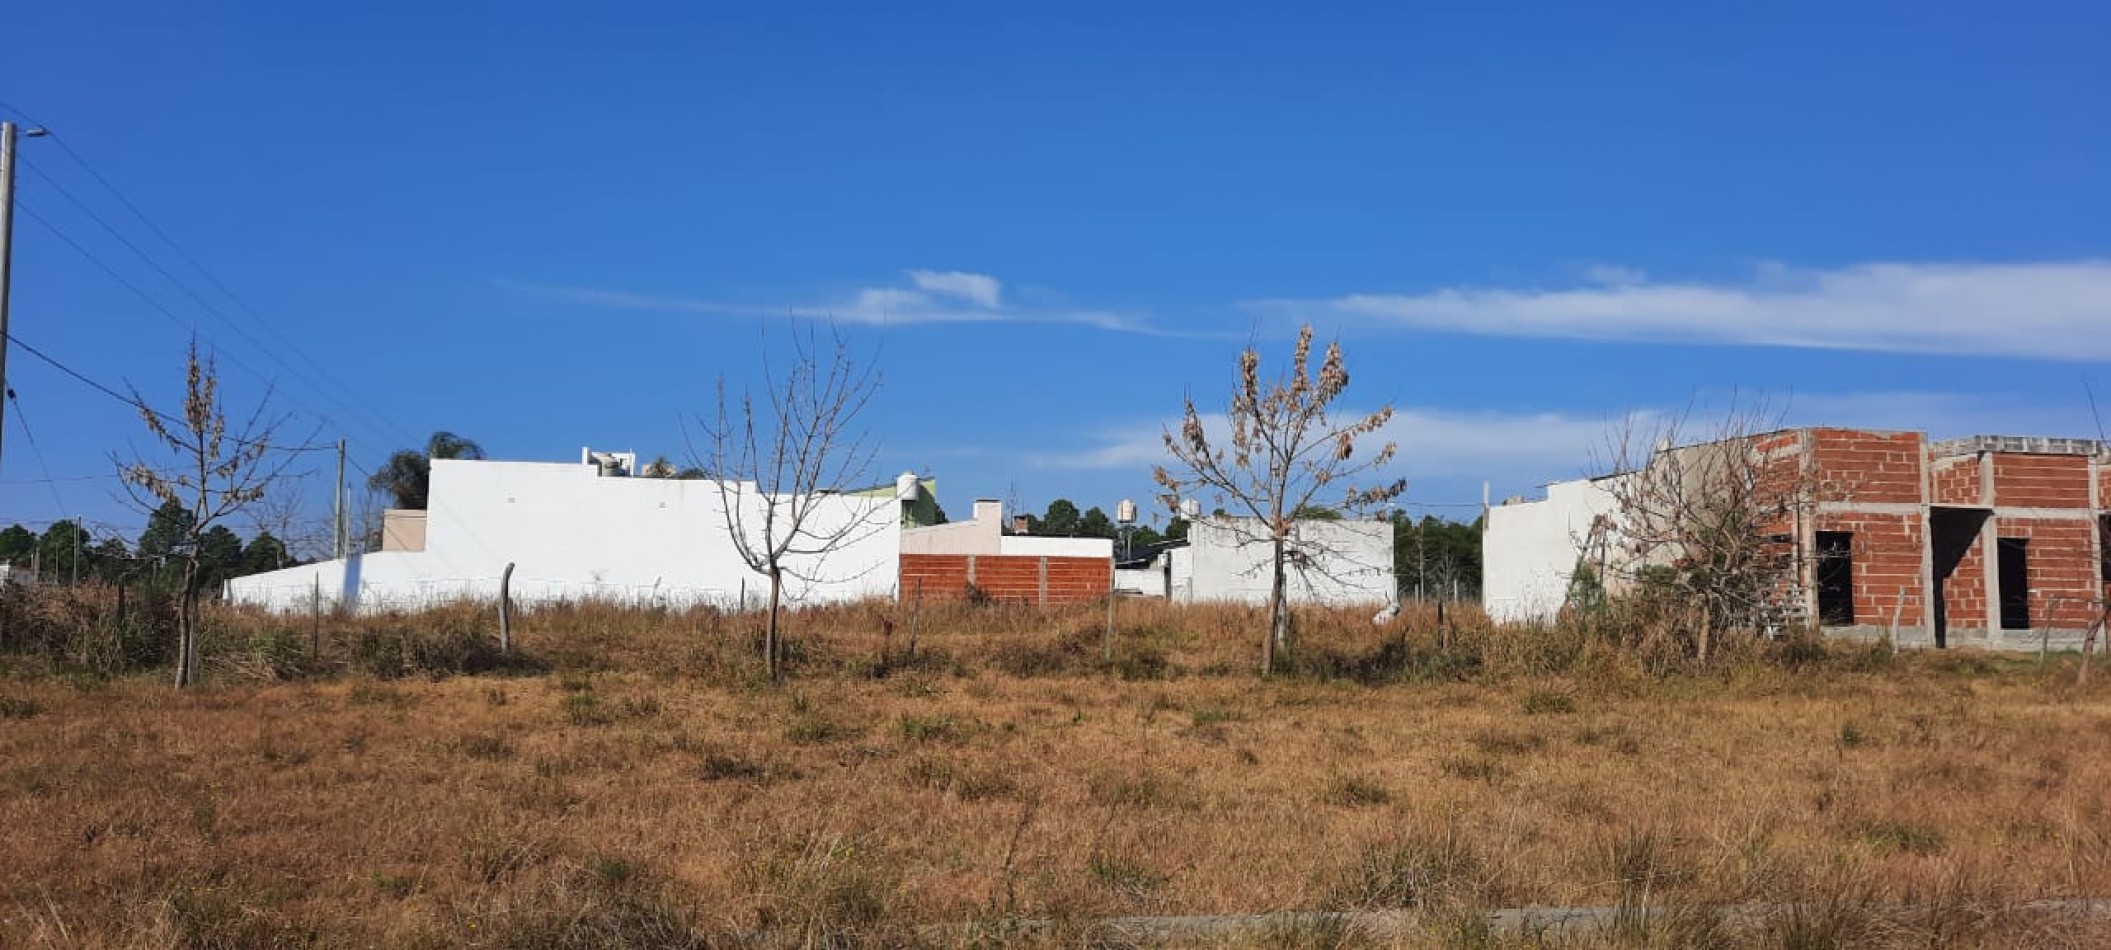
[1992,517,2100,630]
[1929,455,1984,507]
[1810,429,1923,504]
[898,553,1110,605]
[1942,538,1988,633]
[1816,511,1926,628]
[1991,454,2091,508]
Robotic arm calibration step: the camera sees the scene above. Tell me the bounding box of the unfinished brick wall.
[1929,455,1984,507]
[1942,540,1988,634]
[898,553,1110,606]
[1993,517,2100,630]
[1810,429,1924,504]
[1816,511,1926,628]
[1992,454,2092,509]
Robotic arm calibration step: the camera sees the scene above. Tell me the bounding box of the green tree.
[1039,499,1081,535]
[0,524,36,565]
[89,538,132,583]
[1163,517,1190,542]
[369,431,485,510]
[196,525,246,591]
[37,520,92,584]
[137,500,198,561]
[1078,506,1116,539]
[1394,513,1483,601]
[242,531,290,575]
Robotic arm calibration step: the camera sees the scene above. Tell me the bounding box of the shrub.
[1326,829,1481,909]
[1520,688,1577,715]
[0,695,40,719]
[346,612,512,679]
[1323,774,1392,808]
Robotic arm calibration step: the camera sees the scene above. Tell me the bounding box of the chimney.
[973,498,1003,526]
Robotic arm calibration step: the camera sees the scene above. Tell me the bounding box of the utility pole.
[334,438,347,559]
[0,120,48,476]
[0,122,20,472]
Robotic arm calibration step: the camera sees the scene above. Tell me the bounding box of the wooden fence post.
[1104,590,1116,664]
[907,578,923,662]
[310,576,321,658]
[499,562,516,654]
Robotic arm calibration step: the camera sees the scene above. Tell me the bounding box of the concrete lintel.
[1814,501,1923,516]
[1989,507,2099,521]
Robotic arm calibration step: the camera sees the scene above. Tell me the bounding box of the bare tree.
[1595,399,1832,665]
[698,324,883,681]
[1155,325,1405,675]
[246,482,332,567]
[117,342,298,687]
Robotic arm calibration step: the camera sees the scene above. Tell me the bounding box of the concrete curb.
[923,898,2111,944]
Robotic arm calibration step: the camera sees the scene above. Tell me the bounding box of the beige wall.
[381,509,427,552]
[900,499,1004,555]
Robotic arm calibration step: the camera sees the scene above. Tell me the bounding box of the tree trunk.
[1697,599,1713,668]
[175,557,201,688]
[1265,534,1289,676]
[765,568,783,682]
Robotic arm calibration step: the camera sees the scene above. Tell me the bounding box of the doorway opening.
[1815,531,1855,626]
[1997,537,2030,630]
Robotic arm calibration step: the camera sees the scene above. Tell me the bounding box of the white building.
[1480,476,1622,624]
[1127,516,1396,606]
[228,450,909,612]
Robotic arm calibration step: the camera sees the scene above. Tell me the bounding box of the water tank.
[895,471,921,500]
[1180,498,1202,520]
[1116,498,1137,525]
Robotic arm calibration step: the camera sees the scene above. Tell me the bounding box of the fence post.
[1104,589,1116,664]
[1038,557,1049,609]
[499,562,516,654]
[310,576,321,659]
[907,578,922,662]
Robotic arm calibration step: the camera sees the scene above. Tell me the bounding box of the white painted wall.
[999,535,1112,558]
[1173,517,1395,606]
[1481,476,1621,624]
[1167,547,1194,601]
[230,458,902,612]
[1114,565,1168,597]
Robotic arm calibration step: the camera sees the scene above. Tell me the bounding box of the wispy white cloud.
[908,270,1002,308]
[1030,407,1630,484]
[504,270,1159,333]
[1025,390,2094,503]
[1251,260,2111,362]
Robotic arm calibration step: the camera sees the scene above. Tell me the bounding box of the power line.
[5,330,331,454]
[4,329,152,414]
[0,99,417,451]
[5,387,73,522]
[14,155,413,451]
[0,470,155,486]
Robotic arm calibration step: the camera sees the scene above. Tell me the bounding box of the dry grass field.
[4,594,2111,947]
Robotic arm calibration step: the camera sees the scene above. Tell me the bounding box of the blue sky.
[3,2,2109,546]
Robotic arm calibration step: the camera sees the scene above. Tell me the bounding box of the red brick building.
[1777,429,2107,645]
